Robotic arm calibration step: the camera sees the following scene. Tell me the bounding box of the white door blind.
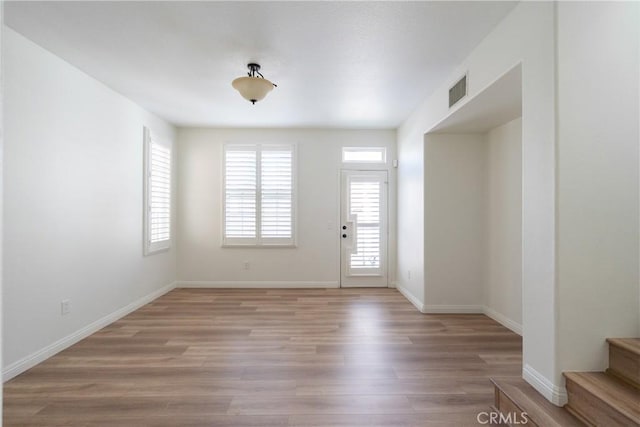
[149,142,171,243]
[350,181,381,268]
[225,150,257,238]
[261,149,292,239]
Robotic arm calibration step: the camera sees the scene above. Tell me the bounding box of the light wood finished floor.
[4,288,522,426]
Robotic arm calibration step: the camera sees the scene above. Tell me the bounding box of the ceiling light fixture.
[231,63,277,104]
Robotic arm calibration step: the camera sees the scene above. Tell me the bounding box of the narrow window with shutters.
[224,149,257,240]
[143,127,171,255]
[223,144,295,246]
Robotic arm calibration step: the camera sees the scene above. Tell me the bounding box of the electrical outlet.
[407,270,411,280]
[61,299,71,315]
[243,261,250,270]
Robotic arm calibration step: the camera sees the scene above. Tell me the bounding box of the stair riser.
[494,388,539,427]
[566,378,638,426]
[608,344,640,388]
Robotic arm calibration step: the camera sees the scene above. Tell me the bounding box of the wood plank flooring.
[4,288,522,426]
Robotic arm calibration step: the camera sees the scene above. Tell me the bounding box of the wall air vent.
[448,74,467,108]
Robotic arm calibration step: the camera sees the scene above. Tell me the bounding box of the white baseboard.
[389,281,397,289]
[394,286,523,335]
[523,364,567,406]
[396,283,425,312]
[424,304,484,314]
[3,281,177,382]
[396,285,484,315]
[177,281,339,289]
[483,306,523,335]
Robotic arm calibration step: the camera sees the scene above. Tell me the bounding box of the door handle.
[343,216,358,254]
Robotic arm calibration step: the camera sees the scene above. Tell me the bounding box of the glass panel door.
[340,170,388,287]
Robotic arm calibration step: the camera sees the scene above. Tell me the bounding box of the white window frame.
[222,143,297,247]
[342,147,387,164]
[143,127,172,255]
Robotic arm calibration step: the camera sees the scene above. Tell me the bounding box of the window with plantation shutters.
[223,144,295,246]
[261,149,293,240]
[225,149,257,239]
[143,128,171,255]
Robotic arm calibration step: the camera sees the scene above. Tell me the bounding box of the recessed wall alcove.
[423,64,523,334]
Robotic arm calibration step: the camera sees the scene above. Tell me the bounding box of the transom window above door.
[342,147,387,164]
[223,143,296,247]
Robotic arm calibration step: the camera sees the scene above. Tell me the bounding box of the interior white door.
[340,170,388,287]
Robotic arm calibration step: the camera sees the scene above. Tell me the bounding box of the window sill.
[144,246,171,256]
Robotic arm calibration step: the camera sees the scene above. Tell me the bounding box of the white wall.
[423,133,486,312]
[177,127,396,287]
[1,3,5,420]
[397,1,558,402]
[396,122,425,309]
[556,2,640,372]
[3,28,177,378]
[398,0,640,405]
[421,119,522,328]
[485,118,522,330]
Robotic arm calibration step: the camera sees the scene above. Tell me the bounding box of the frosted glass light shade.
[232,76,275,104]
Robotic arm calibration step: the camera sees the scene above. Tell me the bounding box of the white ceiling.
[5,1,517,129]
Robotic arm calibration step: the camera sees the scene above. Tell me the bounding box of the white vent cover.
[449,74,467,108]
